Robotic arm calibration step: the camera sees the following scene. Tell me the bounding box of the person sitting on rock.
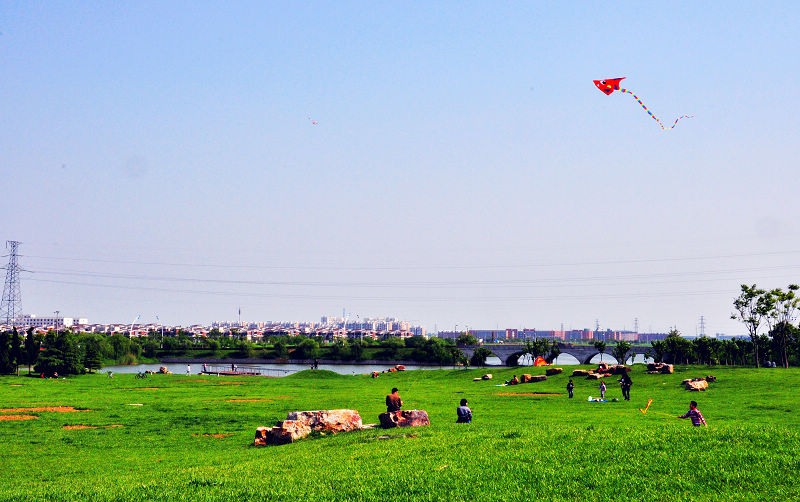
[386,387,402,412]
[456,398,472,423]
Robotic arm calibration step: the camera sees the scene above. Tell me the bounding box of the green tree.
[610,340,633,365]
[11,327,22,376]
[650,340,666,363]
[456,333,478,347]
[347,339,365,360]
[469,347,493,367]
[25,328,40,374]
[732,284,772,367]
[765,285,799,368]
[593,340,607,362]
[664,329,693,364]
[0,331,13,374]
[546,340,561,363]
[523,338,550,361]
[293,339,320,360]
[273,338,289,359]
[380,337,405,358]
[83,339,103,372]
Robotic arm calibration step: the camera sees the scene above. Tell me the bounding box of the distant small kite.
[307,115,318,125]
[593,77,693,130]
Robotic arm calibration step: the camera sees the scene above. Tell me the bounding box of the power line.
[21,248,800,272]
[26,277,735,302]
[24,262,800,289]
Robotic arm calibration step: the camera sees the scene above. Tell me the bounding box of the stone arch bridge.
[460,343,649,366]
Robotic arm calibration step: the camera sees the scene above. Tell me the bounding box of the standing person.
[202,363,207,373]
[566,379,574,399]
[620,373,632,401]
[456,398,472,423]
[678,401,707,427]
[186,364,191,376]
[599,380,606,399]
[386,388,403,412]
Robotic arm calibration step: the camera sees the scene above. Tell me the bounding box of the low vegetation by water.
[2,365,799,501]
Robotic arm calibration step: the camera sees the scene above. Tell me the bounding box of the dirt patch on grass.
[0,414,38,421]
[176,379,210,383]
[63,424,124,429]
[192,433,233,438]
[9,384,23,387]
[494,392,563,396]
[0,406,90,413]
[131,387,162,390]
[216,381,246,385]
[225,399,273,402]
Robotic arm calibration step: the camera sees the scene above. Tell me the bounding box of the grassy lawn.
[2,365,799,501]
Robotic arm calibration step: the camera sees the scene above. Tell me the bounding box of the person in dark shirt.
[566,379,574,398]
[456,398,472,423]
[386,387,402,412]
[619,373,632,401]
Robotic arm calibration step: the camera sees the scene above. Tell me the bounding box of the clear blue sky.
[2,2,799,334]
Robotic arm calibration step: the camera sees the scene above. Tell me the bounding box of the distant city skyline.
[3,3,799,335]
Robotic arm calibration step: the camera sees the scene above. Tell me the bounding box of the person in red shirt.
[678,401,707,427]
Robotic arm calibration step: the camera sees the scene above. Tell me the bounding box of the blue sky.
[2,2,799,334]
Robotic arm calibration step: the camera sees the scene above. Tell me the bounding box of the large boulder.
[571,369,591,377]
[254,409,363,446]
[706,375,717,383]
[647,363,674,374]
[254,420,312,446]
[520,374,533,383]
[285,409,363,433]
[378,410,430,429]
[546,368,563,376]
[523,375,547,383]
[586,373,606,380]
[685,379,708,391]
[608,365,630,375]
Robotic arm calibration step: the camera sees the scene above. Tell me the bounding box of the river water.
[104,353,651,376]
[103,361,459,376]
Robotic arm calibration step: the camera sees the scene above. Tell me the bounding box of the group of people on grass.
[385,387,472,424]
[386,376,705,427]
[566,372,633,401]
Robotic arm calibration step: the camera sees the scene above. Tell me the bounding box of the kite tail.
[620,89,692,130]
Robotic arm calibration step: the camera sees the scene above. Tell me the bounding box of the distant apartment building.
[13,314,88,329]
[638,332,669,343]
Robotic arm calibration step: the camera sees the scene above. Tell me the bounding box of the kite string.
[620,88,693,130]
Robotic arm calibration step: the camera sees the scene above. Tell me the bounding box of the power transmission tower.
[634,317,639,334]
[699,316,706,337]
[1,241,22,325]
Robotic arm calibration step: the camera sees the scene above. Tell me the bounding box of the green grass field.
[2,365,799,501]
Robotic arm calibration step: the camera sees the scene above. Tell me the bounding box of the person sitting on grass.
[456,398,472,423]
[506,375,519,386]
[678,400,707,427]
[386,388,402,412]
